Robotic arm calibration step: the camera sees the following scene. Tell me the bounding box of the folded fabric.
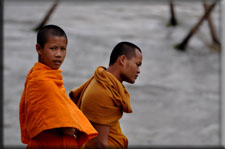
[70,66,132,148]
[19,62,97,147]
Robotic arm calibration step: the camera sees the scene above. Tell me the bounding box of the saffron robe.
[69,66,132,149]
[19,62,97,148]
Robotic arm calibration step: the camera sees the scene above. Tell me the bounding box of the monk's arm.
[92,123,110,149]
[62,127,76,136]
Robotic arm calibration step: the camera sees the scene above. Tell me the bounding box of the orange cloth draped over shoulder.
[19,62,98,148]
[69,66,132,149]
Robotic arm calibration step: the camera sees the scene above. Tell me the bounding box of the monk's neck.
[107,66,123,83]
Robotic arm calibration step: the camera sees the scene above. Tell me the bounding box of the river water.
[4,0,221,147]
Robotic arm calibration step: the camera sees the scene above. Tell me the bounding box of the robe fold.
[69,66,132,148]
[19,62,97,148]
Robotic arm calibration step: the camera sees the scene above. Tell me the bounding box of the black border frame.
[2,0,223,148]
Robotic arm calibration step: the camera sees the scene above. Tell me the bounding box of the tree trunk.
[204,3,220,46]
[33,0,61,31]
[175,1,216,51]
[169,0,177,26]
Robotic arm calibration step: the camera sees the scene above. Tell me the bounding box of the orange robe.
[19,62,98,148]
[70,66,132,149]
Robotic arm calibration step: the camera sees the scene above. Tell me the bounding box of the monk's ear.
[36,44,42,56]
[118,55,127,66]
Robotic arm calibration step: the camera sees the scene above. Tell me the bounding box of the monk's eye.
[61,47,66,51]
[136,63,141,67]
[50,47,57,50]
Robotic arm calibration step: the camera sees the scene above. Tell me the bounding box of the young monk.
[19,24,97,148]
[69,41,143,149]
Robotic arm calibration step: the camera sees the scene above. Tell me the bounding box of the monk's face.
[122,49,142,84]
[36,36,67,70]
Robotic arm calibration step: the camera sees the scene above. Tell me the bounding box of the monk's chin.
[126,80,135,84]
[51,65,61,70]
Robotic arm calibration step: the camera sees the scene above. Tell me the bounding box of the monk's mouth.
[53,60,62,65]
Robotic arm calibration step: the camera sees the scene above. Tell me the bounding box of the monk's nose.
[55,49,62,57]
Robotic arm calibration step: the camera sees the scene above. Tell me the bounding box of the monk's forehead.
[46,34,67,43]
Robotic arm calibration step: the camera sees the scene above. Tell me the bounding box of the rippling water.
[4,0,221,147]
